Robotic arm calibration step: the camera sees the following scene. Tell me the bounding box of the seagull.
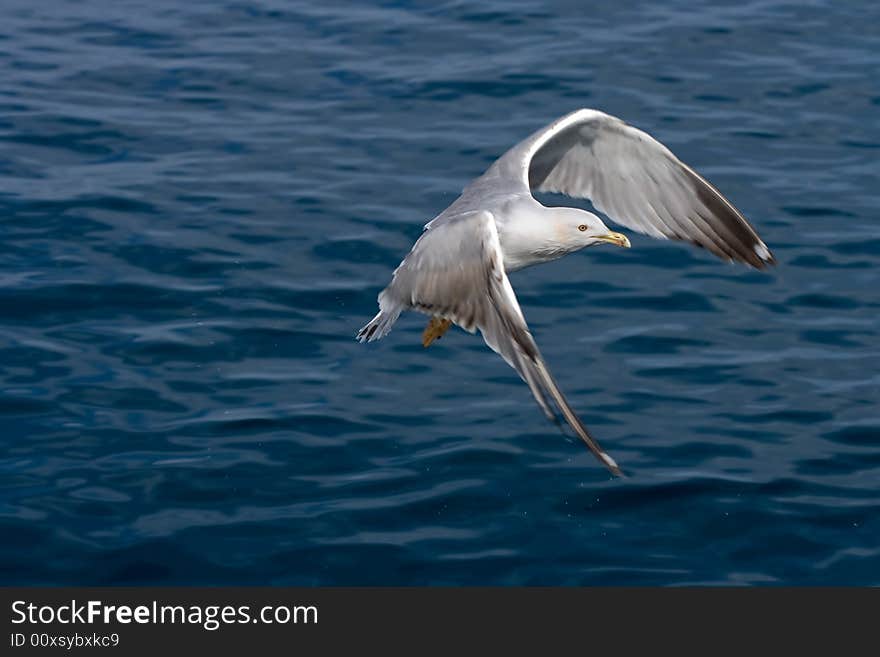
[358,109,774,477]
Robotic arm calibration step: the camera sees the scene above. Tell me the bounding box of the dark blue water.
[1,0,878,585]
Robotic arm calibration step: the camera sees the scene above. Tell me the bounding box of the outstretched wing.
[386,210,622,476]
[497,108,774,268]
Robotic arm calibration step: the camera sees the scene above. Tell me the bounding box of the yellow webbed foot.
[422,317,452,347]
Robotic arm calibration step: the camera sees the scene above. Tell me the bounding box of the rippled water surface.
[1,1,878,585]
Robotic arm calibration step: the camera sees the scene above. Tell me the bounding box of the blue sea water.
[1,0,878,585]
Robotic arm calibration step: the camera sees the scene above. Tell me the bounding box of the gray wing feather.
[504,109,774,268]
[382,211,498,333]
[386,210,622,476]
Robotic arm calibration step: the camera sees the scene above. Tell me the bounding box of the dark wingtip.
[735,249,775,270]
[749,241,777,270]
[684,167,777,270]
[356,322,378,343]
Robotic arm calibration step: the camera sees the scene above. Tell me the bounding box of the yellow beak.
[596,232,631,248]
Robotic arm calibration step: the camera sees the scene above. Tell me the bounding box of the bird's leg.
[422,317,452,347]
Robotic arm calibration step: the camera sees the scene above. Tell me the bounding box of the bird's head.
[500,206,631,271]
[552,208,631,251]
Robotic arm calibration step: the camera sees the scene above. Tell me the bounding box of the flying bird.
[358,109,774,476]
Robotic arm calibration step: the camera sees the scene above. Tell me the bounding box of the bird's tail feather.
[357,307,401,342]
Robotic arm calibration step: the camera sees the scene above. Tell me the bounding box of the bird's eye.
[577,224,587,232]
